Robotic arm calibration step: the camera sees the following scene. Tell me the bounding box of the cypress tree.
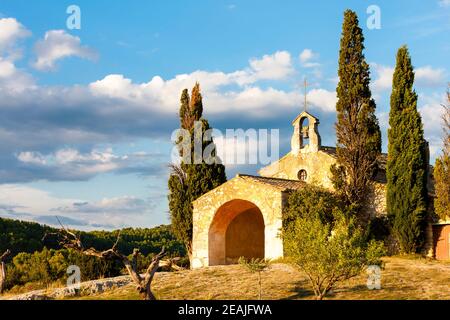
[168,83,226,264]
[179,89,190,129]
[387,46,428,254]
[331,10,381,224]
[190,82,203,121]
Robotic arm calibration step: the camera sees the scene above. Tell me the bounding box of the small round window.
[297,169,307,181]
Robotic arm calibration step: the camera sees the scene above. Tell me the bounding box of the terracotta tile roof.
[320,146,337,156]
[321,146,388,163]
[238,174,305,191]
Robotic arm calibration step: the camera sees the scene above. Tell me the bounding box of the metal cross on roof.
[303,78,309,113]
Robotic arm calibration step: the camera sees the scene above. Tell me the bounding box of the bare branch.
[0,249,11,294]
[0,250,10,261]
[45,223,166,300]
[169,163,187,185]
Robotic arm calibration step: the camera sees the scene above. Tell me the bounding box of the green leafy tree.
[284,184,342,227]
[434,87,450,220]
[283,186,385,300]
[387,46,428,254]
[0,217,184,258]
[168,83,226,264]
[332,10,381,225]
[284,209,385,300]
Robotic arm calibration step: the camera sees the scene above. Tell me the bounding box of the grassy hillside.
[68,257,450,300]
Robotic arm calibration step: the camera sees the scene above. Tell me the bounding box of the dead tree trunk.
[0,249,11,294]
[43,225,168,300]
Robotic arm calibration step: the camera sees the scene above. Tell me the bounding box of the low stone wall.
[4,275,132,300]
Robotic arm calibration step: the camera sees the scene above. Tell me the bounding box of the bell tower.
[291,79,321,155]
[291,111,321,155]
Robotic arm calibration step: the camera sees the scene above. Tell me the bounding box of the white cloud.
[299,49,313,63]
[54,196,148,215]
[415,66,446,87]
[89,51,299,116]
[0,49,339,183]
[439,0,450,7]
[0,18,34,92]
[371,64,446,90]
[308,88,337,112]
[0,184,76,217]
[246,51,294,82]
[299,49,320,68]
[371,63,394,91]
[89,51,294,108]
[0,57,35,92]
[0,184,154,230]
[14,147,161,182]
[33,30,98,71]
[17,151,47,165]
[0,17,30,58]
[418,92,448,159]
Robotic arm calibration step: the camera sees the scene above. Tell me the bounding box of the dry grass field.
[70,256,450,300]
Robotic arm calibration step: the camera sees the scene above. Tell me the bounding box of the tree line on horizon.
[0,217,185,258]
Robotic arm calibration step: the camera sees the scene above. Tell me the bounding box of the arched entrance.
[208,199,265,266]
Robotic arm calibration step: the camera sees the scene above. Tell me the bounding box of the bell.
[301,126,309,138]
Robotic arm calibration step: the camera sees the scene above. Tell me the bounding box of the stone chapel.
[191,110,442,269]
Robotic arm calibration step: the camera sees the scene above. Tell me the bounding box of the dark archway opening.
[208,199,265,266]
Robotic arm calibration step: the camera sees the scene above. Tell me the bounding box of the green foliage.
[0,218,56,256]
[238,257,269,274]
[283,187,385,300]
[81,226,185,257]
[365,239,387,267]
[4,247,124,291]
[179,88,190,129]
[168,84,226,259]
[333,10,381,222]
[284,184,342,226]
[387,46,428,254]
[434,91,450,220]
[434,156,450,220]
[190,82,203,122]
[0,218,186,292]
[0,218,185,258]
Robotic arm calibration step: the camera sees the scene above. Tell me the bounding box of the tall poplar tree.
[433,86,450,220]
[387,46,428,254]
[168,83,226,264]
[331,10,381,224]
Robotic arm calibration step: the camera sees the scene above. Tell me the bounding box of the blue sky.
[0,0,448,230]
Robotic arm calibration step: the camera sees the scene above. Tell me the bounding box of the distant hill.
[0,217,185,257]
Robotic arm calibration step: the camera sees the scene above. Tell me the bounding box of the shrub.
[283,186,386,300]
